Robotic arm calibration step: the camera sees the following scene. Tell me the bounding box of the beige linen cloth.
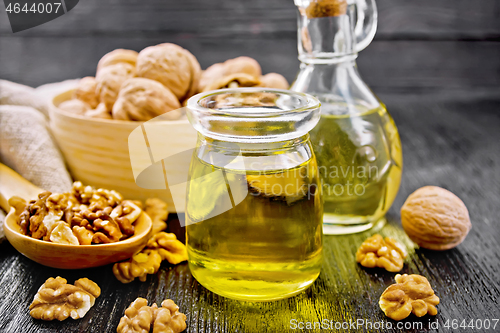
[0,79,79,242]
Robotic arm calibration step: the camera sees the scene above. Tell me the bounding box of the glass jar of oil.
[291,0,403,234]
[185,89,323,301]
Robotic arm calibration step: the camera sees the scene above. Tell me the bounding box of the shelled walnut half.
[117,297,186,333]
[112,232,187,283]
[379,274,439,321]
[29,277,101,321]
[356,234,407,272]
[144,198,169,234]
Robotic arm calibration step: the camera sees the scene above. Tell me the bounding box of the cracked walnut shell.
[112,78,182,121]
[356,234,407,272]
[117,298,186,333]
[401,186,472,250]
[379,274,439,321]
[29,276,101,321]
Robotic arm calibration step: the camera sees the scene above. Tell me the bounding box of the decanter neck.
[296,0,358,64]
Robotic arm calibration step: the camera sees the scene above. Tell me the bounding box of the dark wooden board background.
[0,0,499,92]
[0,0,499,332]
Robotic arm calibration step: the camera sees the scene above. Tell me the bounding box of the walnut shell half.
[401,186,471,250]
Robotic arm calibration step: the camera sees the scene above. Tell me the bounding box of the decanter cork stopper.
[305,0,347,18]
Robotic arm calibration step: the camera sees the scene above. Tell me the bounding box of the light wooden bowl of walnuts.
[50,45,290,212]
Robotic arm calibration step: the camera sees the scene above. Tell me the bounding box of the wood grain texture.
[0,0,498,37]
[1,91,499,333]
[0,0,499,89]
[0,36,498,92]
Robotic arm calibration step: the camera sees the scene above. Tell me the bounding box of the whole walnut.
[198,63,225,93]
[223,56,262,79]
[97,49,139,73]
[73,77,99,108]
[95,63,136,111]
[136,43,201,101]
[259,73,289,89]
[401,186,471,250]
[199,56,262,92]
[202,73,260,92]
[112,78,182,121]
[58,99,90,116]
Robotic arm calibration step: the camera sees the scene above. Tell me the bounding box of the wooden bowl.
[3,208,153,269]
[49,90,197,212]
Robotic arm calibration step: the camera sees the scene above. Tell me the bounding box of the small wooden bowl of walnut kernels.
[4,208,152,269]
[1,165,153,269]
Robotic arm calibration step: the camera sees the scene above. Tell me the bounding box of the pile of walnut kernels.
[29,277,187,332]
[11,181,143,245]
[13,181,188,332]
[16,184,470,328]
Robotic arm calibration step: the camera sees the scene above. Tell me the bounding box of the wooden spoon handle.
[0,163,43,212]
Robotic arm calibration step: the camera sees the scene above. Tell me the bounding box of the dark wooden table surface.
[1,90,499,333]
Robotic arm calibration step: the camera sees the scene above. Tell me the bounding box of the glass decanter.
[291,0,402,234]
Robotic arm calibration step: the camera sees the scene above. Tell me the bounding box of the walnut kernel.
[146,232,188,265]
[356,234,407,272]
[117,298,186,333]
[144,198,169,234]
[379,274,439,321]
[113,249,163,283]
[113,232,186,283]
[29,276,100,321]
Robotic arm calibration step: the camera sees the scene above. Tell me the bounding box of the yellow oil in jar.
[309,104,402,234]
[186,156,323,301]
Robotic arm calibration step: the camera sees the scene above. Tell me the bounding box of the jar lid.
[186,88,321,143]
